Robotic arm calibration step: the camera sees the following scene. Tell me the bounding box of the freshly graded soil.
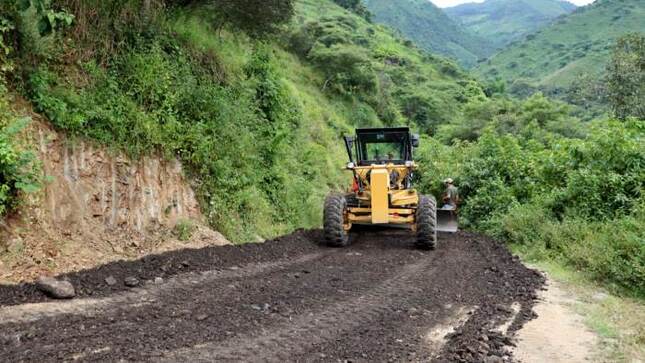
[0,228,544,362]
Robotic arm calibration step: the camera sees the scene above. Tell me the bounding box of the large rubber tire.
[323,194,350,247]
[415,195,437,250]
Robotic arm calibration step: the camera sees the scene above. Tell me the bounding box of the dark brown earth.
[0,228,544,362]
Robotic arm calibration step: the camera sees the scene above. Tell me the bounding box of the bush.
[173,219,195,241]
[308,43,377,95]
[0,110,40,216]
[211,0,295,38]
[606,33,645,120]
[500,202,645,296]
[418,118,644,295]
[332,0,371,21]
[0,13,40,217]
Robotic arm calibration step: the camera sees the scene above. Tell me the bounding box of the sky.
[430,0,596,8]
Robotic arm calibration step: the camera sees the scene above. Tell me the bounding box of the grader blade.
[437,208,458,233]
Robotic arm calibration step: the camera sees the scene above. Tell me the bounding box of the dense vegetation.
[417,113,644,296]
[475,0,644,101]
[0,14,39,217]
[364,0,494,68]
[445,0,576,50]
[0,0,643,297]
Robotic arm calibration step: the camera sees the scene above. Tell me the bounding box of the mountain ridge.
[363,0,495,67]
[475,0,644,95]
[445,0,577,49]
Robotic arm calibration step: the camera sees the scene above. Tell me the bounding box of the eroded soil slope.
[0,228,544,362]
[1,118,228,283]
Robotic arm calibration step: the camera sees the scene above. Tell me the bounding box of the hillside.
[0,0,479,244]
[475,0,645,94]
[446,0,577,49]
[363,0,494,67]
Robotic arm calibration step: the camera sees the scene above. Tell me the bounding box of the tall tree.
[606,33,645,120]
[213,0,294,38]
[332,0,371,21]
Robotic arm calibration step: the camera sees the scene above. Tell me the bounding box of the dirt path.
[513,278,599,363]
[0,229,545,362]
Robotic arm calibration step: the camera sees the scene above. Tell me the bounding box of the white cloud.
[430,0,596,8]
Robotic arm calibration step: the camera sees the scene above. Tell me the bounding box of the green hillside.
[446,0,576,49]
[475,0,645,94]
[363,0,495,67]
[0,0,478,241]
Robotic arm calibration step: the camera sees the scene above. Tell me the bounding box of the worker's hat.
[444,178,454,184]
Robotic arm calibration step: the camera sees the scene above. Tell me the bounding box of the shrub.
[173,219,195,241]
[211,0,295,38]
[0,14,40,217]
[500,201,645,296]
[332,0,371,21]
[308,43,377,95]
[418,117,644,294]
[606,33,645,120]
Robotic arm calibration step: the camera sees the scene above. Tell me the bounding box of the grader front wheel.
[323,194,350,247]
[415,195,437,250]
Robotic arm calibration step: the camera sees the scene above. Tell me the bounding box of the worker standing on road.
[442,178,459,210]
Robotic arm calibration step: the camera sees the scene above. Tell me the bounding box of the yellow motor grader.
[323,127,458,249]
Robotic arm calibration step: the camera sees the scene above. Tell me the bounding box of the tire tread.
[415,195,437,250]
[324,194,350,247]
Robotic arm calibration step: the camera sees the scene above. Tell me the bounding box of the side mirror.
[411,134,420,148]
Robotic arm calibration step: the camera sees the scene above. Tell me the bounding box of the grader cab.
[323,127,458,249]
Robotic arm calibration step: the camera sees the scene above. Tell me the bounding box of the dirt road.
[0,228,544,362]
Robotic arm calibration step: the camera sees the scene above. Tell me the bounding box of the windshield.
[356,130,410,165]
[364,142,403,162]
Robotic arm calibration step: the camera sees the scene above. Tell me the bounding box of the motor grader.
[323,127,458,249]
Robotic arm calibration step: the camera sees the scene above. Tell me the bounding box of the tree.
[332,0,371,21]
[308,43,376,95]
[606,33,644,120]
[213,0,294,38]
[566,72,607,120]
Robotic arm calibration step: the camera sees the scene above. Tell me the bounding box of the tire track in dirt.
[0,253,324,324]
[0,229,544,362]
[161,250,444,362]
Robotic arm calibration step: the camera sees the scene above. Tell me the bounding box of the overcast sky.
[430,0,596,8]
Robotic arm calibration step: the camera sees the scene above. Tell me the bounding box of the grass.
[514,254,645,362]
[174,219,195,241]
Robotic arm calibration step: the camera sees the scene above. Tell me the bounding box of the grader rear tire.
[324,194,350,247]
[415,195,437,250]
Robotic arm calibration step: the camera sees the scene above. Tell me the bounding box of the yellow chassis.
[343,164,419,231]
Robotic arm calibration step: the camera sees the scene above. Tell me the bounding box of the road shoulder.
[513,277,598,362]
[514,262,644,362]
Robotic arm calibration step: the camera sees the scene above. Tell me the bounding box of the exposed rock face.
[0,120,229,283]
[35,125,201,232]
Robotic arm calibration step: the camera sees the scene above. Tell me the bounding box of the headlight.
[346,162,355,169]
[405,161,413,167]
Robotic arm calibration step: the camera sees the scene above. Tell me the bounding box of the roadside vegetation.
[0,15,39,217]
[0,0,642,302]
